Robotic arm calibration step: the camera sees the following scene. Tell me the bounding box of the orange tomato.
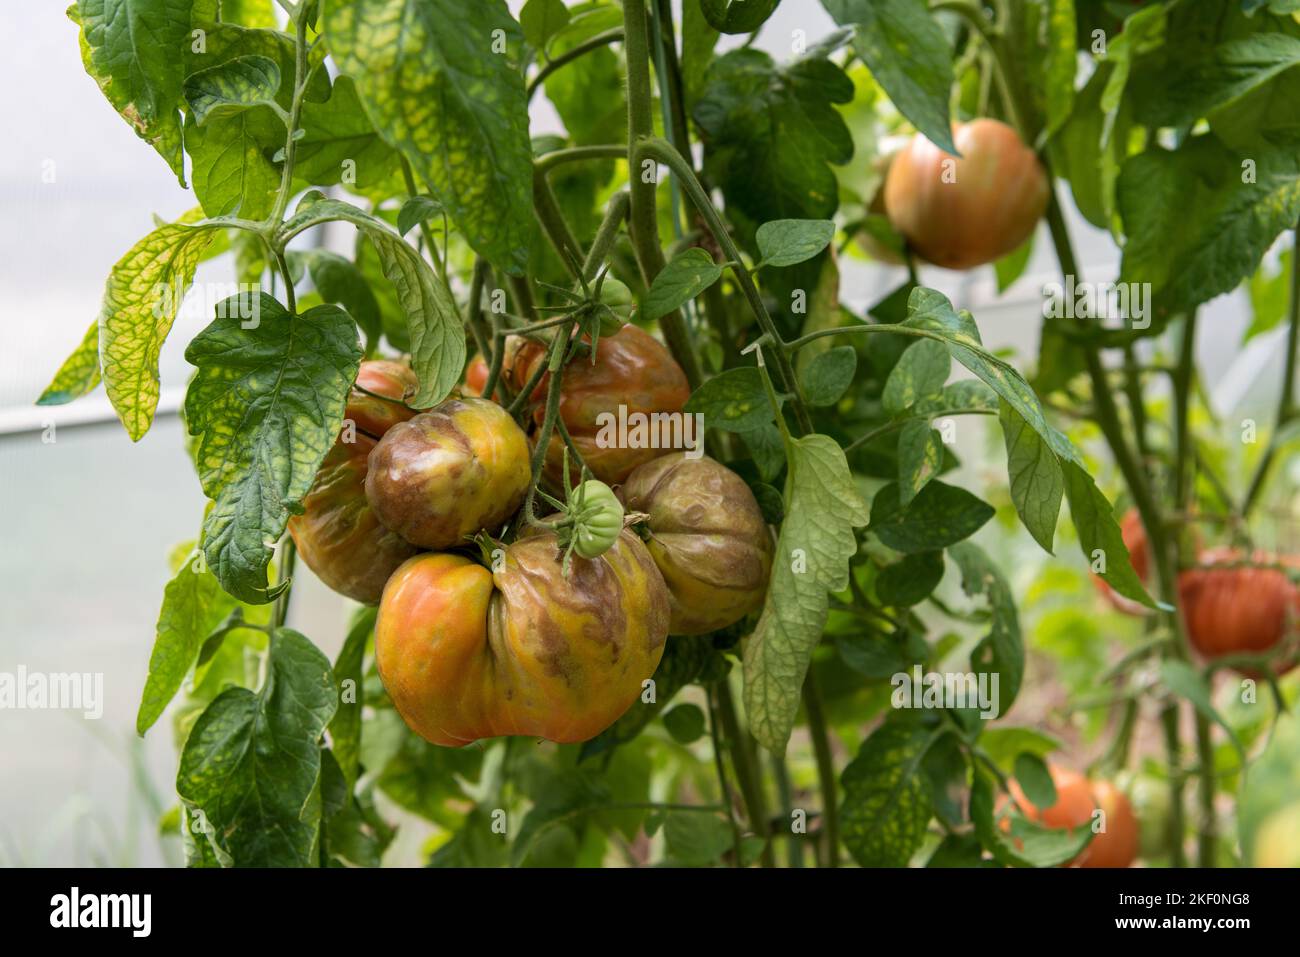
[883,118,1048,270]
[1006,765,1139,868]
[1179,548,1299,674]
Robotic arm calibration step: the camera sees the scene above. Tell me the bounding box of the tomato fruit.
[365,397,531,549]
[464,354,490,396]
[288,360,421,604]
[883,118,1048,270]
[1006,765,1139,868]
[506,324,690,486]
[570,480,624,559]
[374,528,670,745]
[619,453,773,635]
[597,277,635,323]
[1178,548,1299,673]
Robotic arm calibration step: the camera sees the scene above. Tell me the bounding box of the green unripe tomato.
[597,277,635,331]
[572,480,624,559]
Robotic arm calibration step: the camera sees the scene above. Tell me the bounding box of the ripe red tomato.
[464,354,490,396]
[365,396,531,550]
[288,360,421,604]
[1179,548,1299,673]
[374,528,670,746]
[619,453,773,635]
[1006,765,1139,868]
[506,324,691,486]
[883,118,1048,270]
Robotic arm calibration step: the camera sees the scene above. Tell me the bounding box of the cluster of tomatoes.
[1098,510,1300,673]
[288,324,774,747]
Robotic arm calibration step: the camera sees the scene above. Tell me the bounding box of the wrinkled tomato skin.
[288,360,421,604]
[619,453,773,635]
[1006,765,1138,868]
[507,325,690,486]
[374,529,670,746]
[365,397,531,550]
[1179,548,1299,674]
[884,118,1048,270]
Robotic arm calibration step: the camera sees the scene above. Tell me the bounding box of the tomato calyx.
[535,449,625,573]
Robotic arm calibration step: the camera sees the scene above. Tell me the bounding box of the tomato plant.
[39,0,1300,870]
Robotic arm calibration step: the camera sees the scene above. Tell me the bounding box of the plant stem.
[801,668,839,867]
[534,144,627,176]
[1243,221,1300,516]
[705,685,744,867]
[621,0,703,390]
[770,753,804,867]
[400,157,449,287]
[1194,712,1216,867]
[533,168,584,279]
[273,538,297,629]
[716,677,774,867]
[1161,703,1187,867]
[635,137,812,432]
[582,192,631,282]
[268,11,312,227]
[526,27,626,101]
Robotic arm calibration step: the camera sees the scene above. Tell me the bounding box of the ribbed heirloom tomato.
[1179,548,1299,673]
[884,118,1049,269]
[505,324,691,486]
[619,453,773,635]
[365,397,531,549]
[1005,765,1139,868]
[287,360,421,604]
[375,528,670,746]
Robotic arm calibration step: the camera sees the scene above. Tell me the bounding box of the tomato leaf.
[870,480,994,553]
[700,0,781,34]
[1118,134,1300,315]
[137,548,237,735]
[684,366,773,432]
[840,717,937,867]
[183,54,281,123]
[185,108,284,219]
[643,248,723,320]
[1160,661,1246,765]
[978,727,1063,772]
[323,0,536,275]
[662,704,707,744]
[279,196,465,407]
[896,420,945,507]
[799,344,857,407]
[821,0,958,155]
[397,195,444,237]
[755,218,836,267]
[176,628,337,867]
[519,0,569,50]
[950,541,1024,714]
[999,400,1064,554]
[1013,753,1058,809]
[185,292,362,604]
[329,606,376,792]
[97,217,223,440]
[292,75,402,189]
[1042,0,1077,136]
[37,320,102,406]
[744,435,870,752]
[694,47,853,236]
[970,766,1092,867]
[875,550,945,607]
[882,339,950,416]
[292,248,383,349]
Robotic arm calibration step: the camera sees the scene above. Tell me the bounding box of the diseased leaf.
[293,75,402,189]
[875,550,945,607]
[1043,0,1077,135]
[279,196,465,407]
[183,54,281,123]
[643,248,724,320]
[821,0,958,154]
[841,717,937,867]
[323,0,536,274]
[185,292,362,603]
[950,541,1023,713]
[97,217,222,440]
[870,480,994,554]
[684,367,773,433]
[37,321,102,406]
[137,548,237,735]
[883,339,950,416]
[743,435,870,751]
[177,629,337,867]
[897,419,944,507]
[185,108,283,219]
[70,3,185,183]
